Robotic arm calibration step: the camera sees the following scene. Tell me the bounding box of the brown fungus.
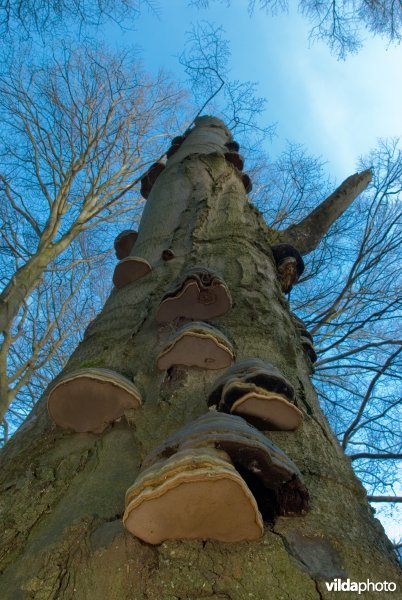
[47,368,142,434]
[140,412,309,521]
[114,229,138,260]
[271,244,305,294]
[300,335,318,364]
[123,447,263,544]
[166,135,185,158]
[290,313,317,363]
[140,162,165,199]
[161,249,175,261]
[157,322,234,371]
[225,151,244,171]
[207,359,302,431]
[156,267,232,323]
[225,140,240,152]
[241,173,253,193]
[112,256,151,289]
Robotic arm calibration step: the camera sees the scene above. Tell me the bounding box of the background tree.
[0,0,156,39]
[192,0,402,58]
[0,40,187,428]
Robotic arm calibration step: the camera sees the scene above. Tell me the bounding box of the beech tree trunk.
[0,117,400,599]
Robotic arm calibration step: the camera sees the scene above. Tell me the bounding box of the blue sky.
[106,1,402,180]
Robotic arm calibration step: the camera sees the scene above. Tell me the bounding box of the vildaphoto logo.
[325,579,397,594]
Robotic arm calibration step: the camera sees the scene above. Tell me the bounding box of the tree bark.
[280,169,372,254]
[0,117,400,599]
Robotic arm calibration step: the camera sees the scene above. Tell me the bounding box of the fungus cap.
[114,230,138,260]
[156,267,232,323]
[112,257,151,289]
[300,336,317,363]
[157,322,234,371]
[241,173,253,193]
[271,244,305,277]
[141,412,309,517]
[123,447,263,544]
[47,368,142,433]
[291,313,314,342]
[225,152,244,171]
[208,358,295,410]
[226,382,303,431]
[225,140,240,152]
[140,162,165,198]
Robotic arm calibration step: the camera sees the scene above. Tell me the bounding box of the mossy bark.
[0,117,400,599]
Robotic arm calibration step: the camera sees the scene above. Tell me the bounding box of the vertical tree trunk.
[0,117,400,599]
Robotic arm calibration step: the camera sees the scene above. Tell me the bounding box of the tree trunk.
[0,117,400,599]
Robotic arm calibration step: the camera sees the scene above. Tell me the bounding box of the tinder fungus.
[114,230,138,260]
[123,447,263,544]
[123,412,308,543]
[47,368,142,433]
[271,244,305,294]
[291,313,317,364]
[157,322,234,370]
[241,173,253,193]
[112,257,151,289]
[166,135,185,158]
[156,267,232,323]
[140,161,165,199]
[207,358,303,431]
[225,140,240,153]
[225,151,244,171]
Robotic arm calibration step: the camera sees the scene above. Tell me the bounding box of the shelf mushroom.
[156,267,232,323]
[114,230,138,260]
[47,368,142,433]
[112,256,151,289]
[225,140,240,153]
[225,150,244,171]
[271,244,305,294]
[291,313,317,364]
[207,358,303,431]
[241,173,253,193]
[123,447,263,544]
[140,161,165,199]
[157,322,234,371]
[123,412,309,544]
[166,135,185,158]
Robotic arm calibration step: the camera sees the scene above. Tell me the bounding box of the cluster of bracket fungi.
[47,128,313,545]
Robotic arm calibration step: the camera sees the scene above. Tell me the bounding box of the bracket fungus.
[225,151,244,171]
[166,135,185,158]
[241,173,253,193]
[157,322,234,371]
[207,359,303,431]
[225,140,240,153]
[123,412,308,544]
[114,230,138,260]
[123,447,264,544]
[291,314,317,364]
[140,161,165,199]
[271,244,305,294]
[112,256,151,289]
[156,267,232,323]
[161,249,175,261]
[47,368,142,433]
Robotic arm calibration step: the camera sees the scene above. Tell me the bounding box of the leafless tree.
[0,0,158,39]
[192,1,402,58]
[250,138,402,517]
[0,41,188,426]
